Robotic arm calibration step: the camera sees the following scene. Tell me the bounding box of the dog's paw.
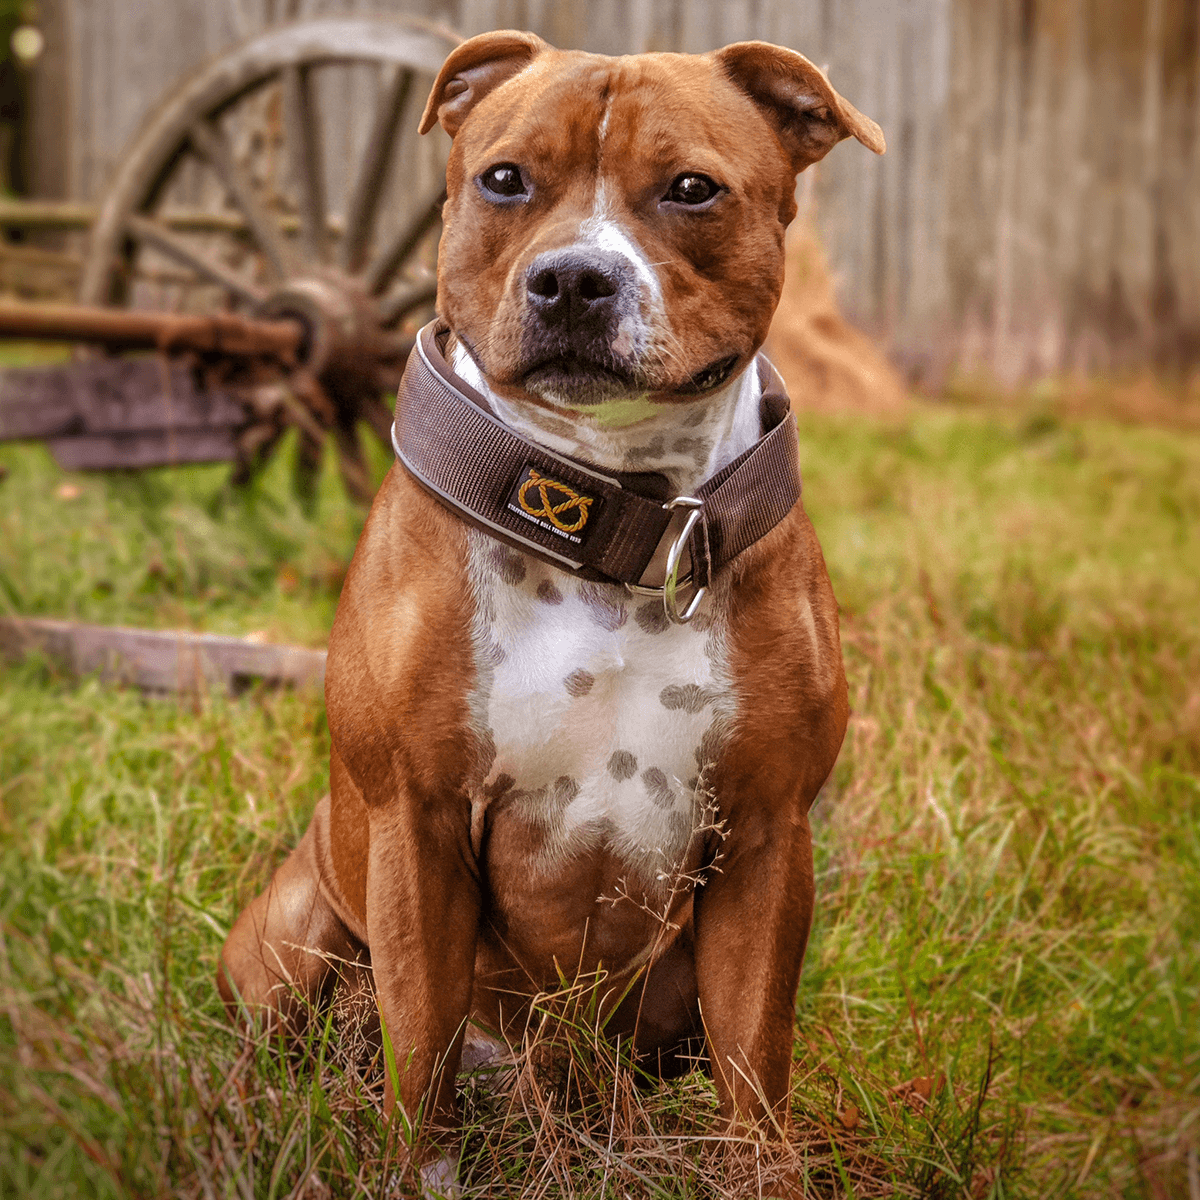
[459,1031,510,1073]
[419,1154,461,1199]
[383,1153,460,1199]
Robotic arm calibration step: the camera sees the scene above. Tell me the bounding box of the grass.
[0,390,1197,1197]
[0,429,387,646]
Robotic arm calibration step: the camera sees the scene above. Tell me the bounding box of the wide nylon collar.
[391,322,802,622]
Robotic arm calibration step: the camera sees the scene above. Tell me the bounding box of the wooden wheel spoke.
[124,213,266,306]
[378,278,438,329]
[187,119,291,281]
[363,187,444,297]
[283,63,329,265]
[78,17,461,502]
[341,64,415,273]
[292,427,324,511]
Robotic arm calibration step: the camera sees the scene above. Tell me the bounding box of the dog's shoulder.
[326,464,480,793]
[719,501,850,810]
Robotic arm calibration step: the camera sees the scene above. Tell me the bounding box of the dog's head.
[421,33,882,412]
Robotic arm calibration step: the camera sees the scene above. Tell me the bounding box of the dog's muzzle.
[520,249,642,397]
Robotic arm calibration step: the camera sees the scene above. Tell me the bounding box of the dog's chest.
[467,535,733,877]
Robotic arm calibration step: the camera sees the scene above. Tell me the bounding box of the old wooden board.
[0,358,245,469]
[0,617,326,693]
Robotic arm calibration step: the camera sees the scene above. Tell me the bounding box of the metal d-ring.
[623,496,707,624]
[662,495,706,624]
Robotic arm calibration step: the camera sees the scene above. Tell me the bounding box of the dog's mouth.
[522,352,741,404]
[522,354,639,401]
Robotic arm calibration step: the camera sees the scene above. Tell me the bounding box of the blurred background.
[4,0,1199,393]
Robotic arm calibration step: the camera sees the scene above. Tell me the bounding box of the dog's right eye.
[480,164,527,198]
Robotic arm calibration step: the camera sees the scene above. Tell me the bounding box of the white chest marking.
[468,539,734,880]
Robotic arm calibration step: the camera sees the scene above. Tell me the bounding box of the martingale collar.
[391,322,802,624]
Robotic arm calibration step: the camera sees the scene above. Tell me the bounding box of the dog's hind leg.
[218,796,367,1037]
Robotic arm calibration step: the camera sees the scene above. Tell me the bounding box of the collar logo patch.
[506,466,597,544]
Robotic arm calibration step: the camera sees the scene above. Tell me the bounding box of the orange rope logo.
[517,468,594,533]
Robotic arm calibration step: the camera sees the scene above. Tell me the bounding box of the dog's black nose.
[525,251,625,329]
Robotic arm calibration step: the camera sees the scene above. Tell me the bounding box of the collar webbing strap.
[391,322,801,589]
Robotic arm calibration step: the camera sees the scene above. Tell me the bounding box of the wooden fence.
[28,0,1200,384]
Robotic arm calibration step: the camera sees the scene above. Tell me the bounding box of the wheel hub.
[258,271,414,396]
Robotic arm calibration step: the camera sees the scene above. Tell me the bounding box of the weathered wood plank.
[0,358,245,441]
[0,616,326,693]
[49,428,241,469]
[0,198,301,235]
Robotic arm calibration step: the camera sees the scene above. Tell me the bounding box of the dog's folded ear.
[420,30,547,138]
[711,42,885,172]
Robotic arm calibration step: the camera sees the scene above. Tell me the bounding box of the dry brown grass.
[765,221,910,421]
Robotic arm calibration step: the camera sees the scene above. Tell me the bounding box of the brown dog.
[220,30,881,1195]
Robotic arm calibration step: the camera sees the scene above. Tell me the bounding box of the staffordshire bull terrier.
[220,29,883,1194]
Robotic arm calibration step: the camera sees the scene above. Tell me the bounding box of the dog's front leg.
[693,804,814,1134]
[364,792,480,1191]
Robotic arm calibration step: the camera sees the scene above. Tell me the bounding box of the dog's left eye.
[664,174,721,206]
[480,164,527,198]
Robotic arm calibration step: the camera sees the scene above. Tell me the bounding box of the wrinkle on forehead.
[597,93,613,146]
[463,55,612,165]
[461,52,774,221]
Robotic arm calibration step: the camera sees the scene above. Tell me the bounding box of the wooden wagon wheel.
[78,16,459,504]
